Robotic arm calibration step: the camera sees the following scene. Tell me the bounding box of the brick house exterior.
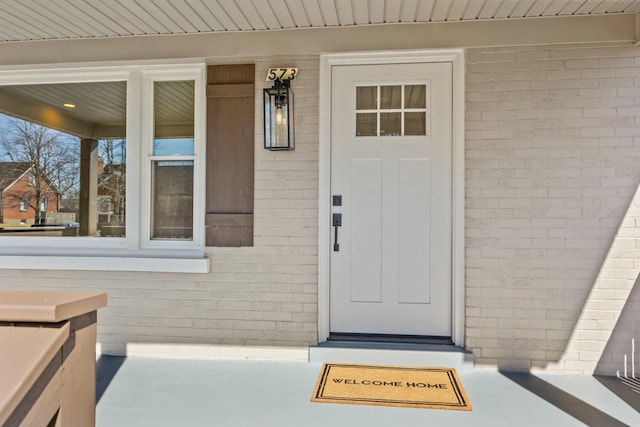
[0,162,60,225]
[0,4,638,376]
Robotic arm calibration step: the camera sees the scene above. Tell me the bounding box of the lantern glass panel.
[264,84,294,150]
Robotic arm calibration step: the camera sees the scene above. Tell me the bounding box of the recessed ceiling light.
[63,103,76,108]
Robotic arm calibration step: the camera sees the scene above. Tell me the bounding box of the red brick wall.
[1,173,59,224]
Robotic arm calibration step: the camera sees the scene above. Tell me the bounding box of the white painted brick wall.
[466,44,640,374]
[0,55,320,354]
[2,45,639,374]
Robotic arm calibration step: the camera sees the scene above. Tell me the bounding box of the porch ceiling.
[0,0,638,43]
[0,1,638,138]
[0,80,194,140]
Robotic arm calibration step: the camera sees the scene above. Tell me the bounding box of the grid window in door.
[355,84,429,137]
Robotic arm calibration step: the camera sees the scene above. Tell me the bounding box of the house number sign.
[266,68,298,81]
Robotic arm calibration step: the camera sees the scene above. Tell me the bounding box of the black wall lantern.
[264,68,296,151]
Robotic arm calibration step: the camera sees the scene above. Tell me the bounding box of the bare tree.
[98,139,126,225]
[0,119,79,224]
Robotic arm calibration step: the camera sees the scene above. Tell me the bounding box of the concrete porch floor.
[95,354,640,427]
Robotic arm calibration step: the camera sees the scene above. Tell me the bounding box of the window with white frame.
[19,195,28,212]
[0,63,206,269]
[150,80,195,241]
[39,196,47,213]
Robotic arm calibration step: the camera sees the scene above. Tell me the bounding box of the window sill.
[0,255,210,273]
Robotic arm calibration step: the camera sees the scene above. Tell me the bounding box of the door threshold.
[312,335,473,370]
[328,333,453,346]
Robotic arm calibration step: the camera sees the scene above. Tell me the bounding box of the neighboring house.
[0,162,60,225]
[0,1,638,376]
[97,161,125,236]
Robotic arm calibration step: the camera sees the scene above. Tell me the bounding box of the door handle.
[332,213,342,252]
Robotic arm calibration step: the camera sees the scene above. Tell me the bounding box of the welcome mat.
[311,363,472,411]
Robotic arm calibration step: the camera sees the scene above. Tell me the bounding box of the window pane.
[152,161,193,239]
[98,139,127,237]
[151,79,195,241]
[356,86,377,110]
[405,85,426,109]
[0,81,127,237]
[153,138,194,156]
[380,112,401,136]
[154,81,194,155]
[356,113,377,136]
[380,86,401,109]
[405,112,426,136]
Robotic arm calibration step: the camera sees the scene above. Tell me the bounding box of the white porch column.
[79,138,98,236]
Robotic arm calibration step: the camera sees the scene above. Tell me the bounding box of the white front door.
[330,62,453,337]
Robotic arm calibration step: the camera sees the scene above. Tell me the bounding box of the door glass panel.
[380,86,401,109]
[380,113,401,136]
[355,84,429,138]
[405,85,426,108]
[356,113,377,136]
[356,86,377,110]
[405,112,426,136]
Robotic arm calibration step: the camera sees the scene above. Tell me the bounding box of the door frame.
[318,49,466,346]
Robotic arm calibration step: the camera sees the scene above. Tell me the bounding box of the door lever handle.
[332,213,342,252]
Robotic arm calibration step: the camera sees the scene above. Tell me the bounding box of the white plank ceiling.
[0,0,638,42]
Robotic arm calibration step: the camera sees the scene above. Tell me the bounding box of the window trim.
[140,69,205,250]
[0,255,208,273]
[0,61,208,272]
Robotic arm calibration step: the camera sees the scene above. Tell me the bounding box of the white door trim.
[318,49,466,346]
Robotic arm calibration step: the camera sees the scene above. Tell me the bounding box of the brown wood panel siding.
[207,83,253,98]
[205,213,253,247]
[206,64,255,246]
